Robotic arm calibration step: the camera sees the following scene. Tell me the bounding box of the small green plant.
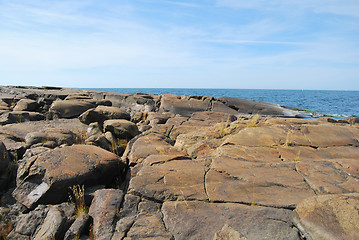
[247,114,259,127]
[69,185,87,218]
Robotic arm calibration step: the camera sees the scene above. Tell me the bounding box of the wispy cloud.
[0,0,358,89]
[217,0,359,17]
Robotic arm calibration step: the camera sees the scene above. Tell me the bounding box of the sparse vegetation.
[69,185,87,218]
[293,150,301,162]
[74,130,88,144]
[219,116,231,138]
[142,112,148,121]
[283,131,292,147]
[111,139,128,156]
[247,114,259,127]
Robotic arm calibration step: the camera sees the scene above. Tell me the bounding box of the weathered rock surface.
[79,105,131,125]
[89,189,124,239]
[13,99,39,112]
[295,193,359,240]
[1,85,359,240]
[13,145,125,209]
[50,100,97,118]
[64,212,90,240]
[104,119,140,140]
[162,201,301,240]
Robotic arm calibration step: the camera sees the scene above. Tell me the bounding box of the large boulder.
[159,94,211,117]
[49,100,97,118]
[12,145,125,209]
[124,133,184,165]
[216,96,311,117]
[79,105,131,125]
[104,119,140,140]
[0,111,30,125]
[24,128,77,148]
[295,193,359,240]
[13,99,39,112]
[0,119,88,140]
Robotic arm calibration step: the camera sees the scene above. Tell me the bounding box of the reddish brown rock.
[122,200,173,240]
[295,193,359,240]
[129,159,207,201]
[24,128,77,148]
[79,105,130,125]
[125,133,183,165]
[296,161,359,194]
[300,124,359,147]
[104,119,140,140]
[13,145,125,209]
[147,112,176,125]
[13,99,39,112]
[89,189,124,240]
[207,159,315,208]
[159,94,211,117]
[162,201,301,240]
[50,100,97,118]
[223,126,288,147]
[213,145,281,163]
[0,119,87,140]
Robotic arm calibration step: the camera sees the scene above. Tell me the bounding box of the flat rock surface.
[295,193,359,240]
[162,201,301,240]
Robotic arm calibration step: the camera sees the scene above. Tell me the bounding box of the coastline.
[0,85,358,239]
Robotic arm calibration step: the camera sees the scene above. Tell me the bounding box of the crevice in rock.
[130,191,165,204]
[150,156,192,166]
[120,216,136,240]
[203,162,212,201]
[209,199,297,210]
[293,163,318,195]
[292,215,314,240]
[159,205,175,240]
[212,168,248,182]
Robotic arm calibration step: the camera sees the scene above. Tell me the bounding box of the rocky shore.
[0,85,358,240]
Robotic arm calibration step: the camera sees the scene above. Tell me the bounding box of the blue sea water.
[89,88,359,118]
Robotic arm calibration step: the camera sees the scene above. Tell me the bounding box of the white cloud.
[217,0,359,17]
[0,0,358,89]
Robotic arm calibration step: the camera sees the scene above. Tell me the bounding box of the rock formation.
[0,85,358,240]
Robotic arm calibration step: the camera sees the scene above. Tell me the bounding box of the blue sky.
[0,0,358,90]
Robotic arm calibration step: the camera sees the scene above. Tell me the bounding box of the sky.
[0,0,358,90]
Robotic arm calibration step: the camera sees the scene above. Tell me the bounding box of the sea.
[88,88,359,118]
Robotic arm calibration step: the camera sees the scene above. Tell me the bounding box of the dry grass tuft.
[74,130,88,144]
[293,150,301,162]
[69,185,87,218]
[111,139,128,156]
[283,131,292,147]
[247,114,259,127]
